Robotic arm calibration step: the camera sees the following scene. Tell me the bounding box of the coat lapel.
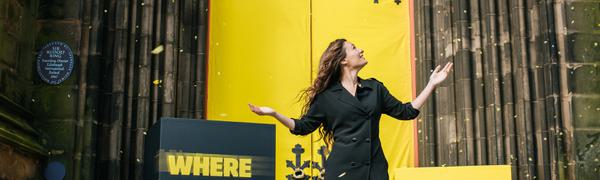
[329,79,371,115]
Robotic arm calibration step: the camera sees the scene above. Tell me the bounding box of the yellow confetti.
[151,45,164,54]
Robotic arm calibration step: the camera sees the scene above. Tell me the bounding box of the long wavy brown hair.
[298,39,347,147]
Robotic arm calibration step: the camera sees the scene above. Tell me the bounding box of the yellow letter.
[223,157,239,177]
[167,155,193,176]
[239,158,252,178]
[193,155,210,176]
[210,157,223,176]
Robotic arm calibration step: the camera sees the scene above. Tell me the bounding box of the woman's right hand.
[248,103,296,130]
[248,103,276,116]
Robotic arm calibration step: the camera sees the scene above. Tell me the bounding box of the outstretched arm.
[411,62,453,109]
[248,104,295,130]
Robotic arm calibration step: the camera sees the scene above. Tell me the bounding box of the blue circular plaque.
[36,41,75,85]
[44,161,66,180]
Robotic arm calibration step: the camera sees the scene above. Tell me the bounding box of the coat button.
[350,162,357,167]
[352,137,358,142]
[365,138,371,142]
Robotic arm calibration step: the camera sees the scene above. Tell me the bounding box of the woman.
[248,39,452,179]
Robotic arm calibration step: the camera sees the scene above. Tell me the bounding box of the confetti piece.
[151,45,164,54]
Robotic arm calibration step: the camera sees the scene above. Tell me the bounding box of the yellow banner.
[394,166,512,180]
[208,0,415,179]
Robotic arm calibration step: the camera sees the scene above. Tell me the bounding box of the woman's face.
[341,41,367,69]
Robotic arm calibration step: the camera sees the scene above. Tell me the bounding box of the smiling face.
[340,41,367,70]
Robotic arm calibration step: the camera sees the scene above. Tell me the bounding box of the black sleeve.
[290,97,325,135]
[378,81,420,120]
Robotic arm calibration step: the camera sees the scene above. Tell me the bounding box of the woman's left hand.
[429,62,453,86]
[411,62,454,109]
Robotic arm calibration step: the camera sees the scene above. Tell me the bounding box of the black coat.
[291,78,420,180]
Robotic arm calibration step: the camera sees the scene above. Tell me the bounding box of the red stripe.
[204,0,211,119]
[409,0,419,167]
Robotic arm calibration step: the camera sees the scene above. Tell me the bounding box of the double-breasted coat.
[290,77,420,180]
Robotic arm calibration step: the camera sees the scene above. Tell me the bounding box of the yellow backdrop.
[208,0,415,179]
[394,165,512,180]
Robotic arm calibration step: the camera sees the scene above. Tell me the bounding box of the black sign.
[36,41,74,85]
[145,118,276,180]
